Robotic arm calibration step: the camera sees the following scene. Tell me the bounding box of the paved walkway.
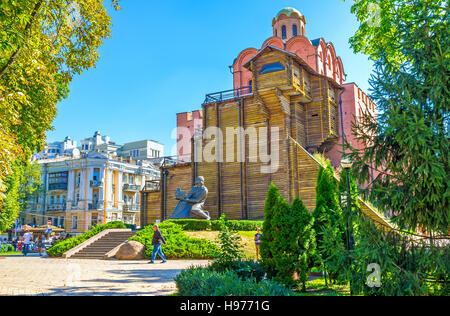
[0,255,209,296]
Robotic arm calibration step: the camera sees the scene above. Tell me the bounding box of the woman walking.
[37,236,44,256]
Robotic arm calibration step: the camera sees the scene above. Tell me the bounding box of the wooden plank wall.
[141,191,161,225]
[244,99,270,219]
[197,103,219,219]
[163,164,193,219]
[219,102,243,219]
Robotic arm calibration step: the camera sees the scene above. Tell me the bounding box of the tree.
[215,214,244,265]
[313,160,344,274]
[345,0,449,233]
[0,162,40,232]
[0,0,120,203]
[262,183,317,290]
[260,182,282,277]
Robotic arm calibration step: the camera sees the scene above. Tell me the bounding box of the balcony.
[123,183,140,192]
[203,86,252,105]
[46,204,66,212]
[122,204,140,212]
[48,183,68,191]
[90,180,102,188]
[144,180,160,191]
[88,203,99,210]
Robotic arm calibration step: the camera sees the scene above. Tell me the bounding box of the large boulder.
[115,241,146,260]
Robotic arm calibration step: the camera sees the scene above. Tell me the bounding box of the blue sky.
[46,0,373,156]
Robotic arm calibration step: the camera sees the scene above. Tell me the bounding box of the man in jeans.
[22,231,32,256]
[149,224,167,264]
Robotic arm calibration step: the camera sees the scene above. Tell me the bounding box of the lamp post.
[341,157,354,294]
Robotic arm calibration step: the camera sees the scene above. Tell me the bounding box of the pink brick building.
[327,83,378,182]
[176,110,203,162]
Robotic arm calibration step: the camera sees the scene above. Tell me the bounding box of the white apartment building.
[22,132,163,234]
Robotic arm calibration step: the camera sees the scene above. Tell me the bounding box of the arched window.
[281,25,287,39]
[293,25,298,37]
[260,62,285,75]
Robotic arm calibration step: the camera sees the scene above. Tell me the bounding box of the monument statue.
[167,176,210,220]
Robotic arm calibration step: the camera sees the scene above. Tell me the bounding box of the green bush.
[0,244,15,253]
[166,219,263,232]
[166,219,212,231]
[175,266,294,296]
[46,221,126,257]
[130,222,219,259]
[214,220,263,232]
[209,260,266,283]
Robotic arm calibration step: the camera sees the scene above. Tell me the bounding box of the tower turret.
[272,8,306,42]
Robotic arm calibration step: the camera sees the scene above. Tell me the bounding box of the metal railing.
[203,86,252,105]
[46,204,67,212]
[90,180,102,188]
[123,183,140,191]
[144,180,160,191]
[123,204,140,212]
[48,183,68,191]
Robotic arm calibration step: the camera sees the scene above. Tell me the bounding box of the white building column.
[118,170,123,207]
[67,169,75,207]
[98,167,105,210]
[87,167,93,206]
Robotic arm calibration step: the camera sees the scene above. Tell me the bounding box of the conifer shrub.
[46,221,126,257]
[313,160,343,256]
[260,182,281,278]
[271,196,317,290]
[261,183,317,290]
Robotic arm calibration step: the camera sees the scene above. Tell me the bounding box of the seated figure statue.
[167,176,210,220]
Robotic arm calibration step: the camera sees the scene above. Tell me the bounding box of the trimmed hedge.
[166,219,263,232]
[175,266,294,296]
[130,222,219,259]
[46,221,126,257]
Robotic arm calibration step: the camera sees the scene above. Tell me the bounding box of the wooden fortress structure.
[141,8,391,228]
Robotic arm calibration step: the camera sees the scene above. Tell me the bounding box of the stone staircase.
[70,230,135,259]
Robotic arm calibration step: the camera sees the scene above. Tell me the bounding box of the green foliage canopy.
[346,0,449,233]
[0,0,117,203]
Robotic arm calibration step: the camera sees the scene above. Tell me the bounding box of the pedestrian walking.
[254,227,262,260]
[148,224,167,264]
[22,231,32,256]
[37,236,44,256]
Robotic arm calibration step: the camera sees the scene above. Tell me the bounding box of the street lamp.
[341,157,354,294]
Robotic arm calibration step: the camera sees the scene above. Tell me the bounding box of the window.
[293,24,298,37]
[93,169,99,181]
[249,80,252,93]
[72,216,78,230]
[259,62,285,75]
[48,172,68,191]
[281,25,287,39]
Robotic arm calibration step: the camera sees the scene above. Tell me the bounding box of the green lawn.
[296,277,350,296]
[0,252,22,256]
